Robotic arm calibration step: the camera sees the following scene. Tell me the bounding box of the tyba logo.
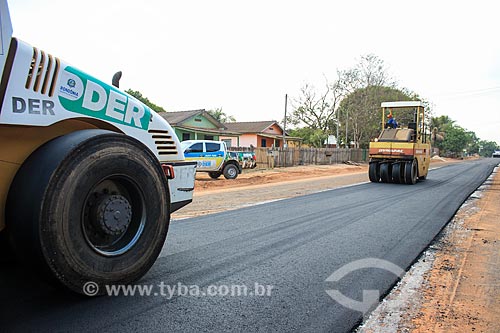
[58,67,150,130]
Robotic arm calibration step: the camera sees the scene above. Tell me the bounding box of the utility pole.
[336,109,339,148]
[282,93,288,167]
[282,94,287,149]
[345,107,349,148]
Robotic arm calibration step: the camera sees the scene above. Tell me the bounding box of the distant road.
[1,159,498,332]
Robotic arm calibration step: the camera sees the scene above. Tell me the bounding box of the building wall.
[174,128,185,141]
[257,136,283,148]
[182,115,219,129]
[174,115,228,141]
[237,134,258,147]
[175,128,218,141]
[262,123,283,135]
[222,133,288,148]
[219,136,239,147]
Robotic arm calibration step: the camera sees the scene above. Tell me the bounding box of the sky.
[8,0,500,144]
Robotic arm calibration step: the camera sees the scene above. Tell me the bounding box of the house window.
[275,140,281,148]
[261,138,267,147]
[269,127,274,131]
[223,139,232,148]
[194,118,202,122]
[182,133,191,141]
[204,135,214,140]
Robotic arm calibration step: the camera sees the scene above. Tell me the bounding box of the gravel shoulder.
[410,164,500,332]
[359,163,500,333]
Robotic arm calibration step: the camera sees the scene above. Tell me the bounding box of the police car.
[181,140,242,179]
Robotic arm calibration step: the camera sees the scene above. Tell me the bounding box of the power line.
[430,86,500,99]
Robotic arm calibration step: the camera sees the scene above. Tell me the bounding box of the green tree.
[288,54,427,148]
[207,108,236,123]
[465,131,480,155]
[287,127,327,148]
[430,115,455,151]
[478,140,499,157]
[430,116,482,156]
[431,115,455,131]
[440,125,471,157]
[125,89,167,113]
[336,86,418,148]
[334,54,419,148]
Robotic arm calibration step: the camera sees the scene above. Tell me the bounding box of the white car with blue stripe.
[181,140,242,179]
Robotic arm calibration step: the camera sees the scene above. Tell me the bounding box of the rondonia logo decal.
[58,66,150,130]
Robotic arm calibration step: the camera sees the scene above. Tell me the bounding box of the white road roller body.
[0,0,196,294]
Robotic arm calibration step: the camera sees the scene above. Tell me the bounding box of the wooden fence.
[229,147,369,169]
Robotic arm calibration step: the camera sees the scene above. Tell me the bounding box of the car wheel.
[209,171,222,179]
[223,164,239,179]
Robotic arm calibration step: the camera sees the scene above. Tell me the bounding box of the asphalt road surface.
[1,159,498,333]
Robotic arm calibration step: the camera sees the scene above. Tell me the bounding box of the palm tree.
[430,115,455,152]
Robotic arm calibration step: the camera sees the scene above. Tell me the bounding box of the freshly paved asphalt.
[1,159,498,333]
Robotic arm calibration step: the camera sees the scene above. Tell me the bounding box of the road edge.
[356,163,500,332]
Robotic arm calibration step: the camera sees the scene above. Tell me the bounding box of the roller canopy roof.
[381,101,425,108]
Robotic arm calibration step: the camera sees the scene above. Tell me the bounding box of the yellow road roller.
[368,101,430,184]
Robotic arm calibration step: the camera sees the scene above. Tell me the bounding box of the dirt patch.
[172,164,369,220]
[193,158,457,195]
[410,168,500,332]
[194,163,367,194]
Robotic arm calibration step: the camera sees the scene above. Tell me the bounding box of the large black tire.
[368,162,380,183]
[208,171,222,179]
[0,230,15,263]
[223,163,239,179]
[6,130,170,295]
[418,168,428,181]
[392,162,404,184]
[380,162,392,183]
[404,159,418,185]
